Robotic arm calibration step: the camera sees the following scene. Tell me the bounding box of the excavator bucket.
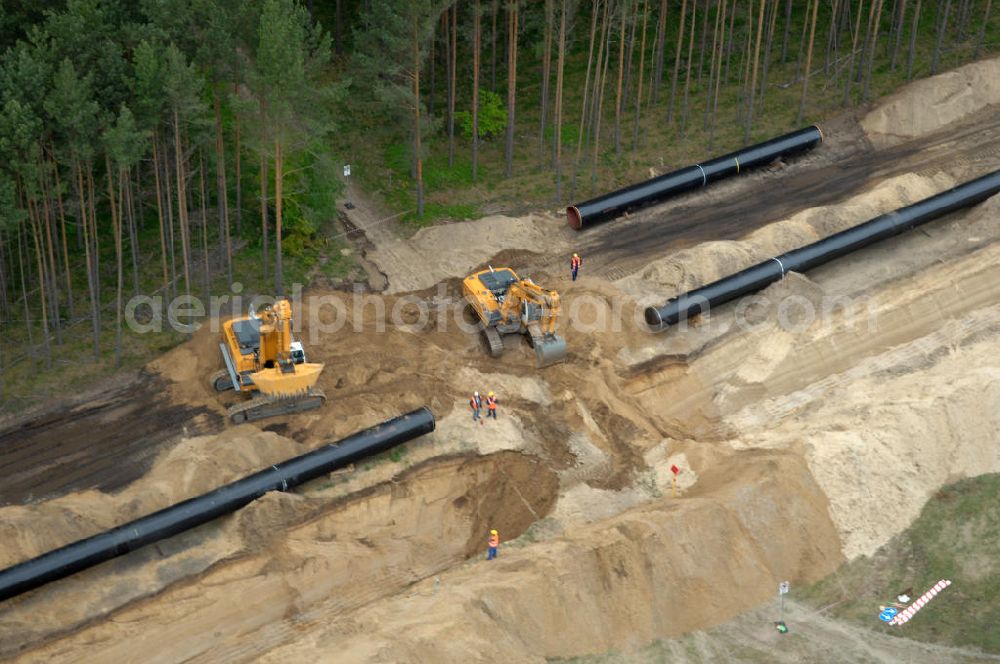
[251,362,324,396]
[533,335,567,367]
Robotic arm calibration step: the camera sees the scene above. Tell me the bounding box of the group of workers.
[469,390,498,423]
[477,253,582,562]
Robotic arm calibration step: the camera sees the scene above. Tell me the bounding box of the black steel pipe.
[645,169,1000,329]
[0,407,436,603]
[567,125,824,229]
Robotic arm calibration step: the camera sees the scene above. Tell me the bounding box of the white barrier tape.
[696,163,707,186]
[891,579,951,625]
[734,156,741,173]
[771,257,786,278]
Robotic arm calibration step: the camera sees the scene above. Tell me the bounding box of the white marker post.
[779,581,790,625]
[344,164,353,209]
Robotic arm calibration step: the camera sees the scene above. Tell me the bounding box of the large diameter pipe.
[645,169,1000,329]
[0,408,435,603]
[567,125,823,230]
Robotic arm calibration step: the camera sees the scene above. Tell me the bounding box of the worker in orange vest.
[486,391,498,419]
[470,391,482,422]
[487,529,500,560]
[571,252,582,281]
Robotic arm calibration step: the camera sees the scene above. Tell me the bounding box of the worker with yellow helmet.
[486,391,498,419]
[487,529,500,560]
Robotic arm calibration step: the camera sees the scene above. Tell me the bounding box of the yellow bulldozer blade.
[251,362,324,397]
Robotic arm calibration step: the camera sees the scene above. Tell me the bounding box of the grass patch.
[800,473,1000,653]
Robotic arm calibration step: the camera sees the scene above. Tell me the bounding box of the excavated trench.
[0,450,557,660]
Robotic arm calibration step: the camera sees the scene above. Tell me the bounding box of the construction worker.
[486,391,498,419]
[487,529,500,560]
[470,391,482,422]
[571,252,582,281]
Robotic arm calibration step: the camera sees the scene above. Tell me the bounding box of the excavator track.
[211,369,234,392]
[482,325,504,358]
[227,388,326,424]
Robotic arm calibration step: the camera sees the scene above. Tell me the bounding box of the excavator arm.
[500,279,562,336]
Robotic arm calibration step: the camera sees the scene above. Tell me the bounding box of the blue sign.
[878,607,898,623]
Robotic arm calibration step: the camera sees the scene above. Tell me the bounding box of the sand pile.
[369,212,571,294]
[862,55,1000,147]
[617,172,953,305]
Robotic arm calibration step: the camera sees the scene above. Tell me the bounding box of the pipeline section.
[0,407,436,603]
[645,169,1000,329]
[566,125,823,229]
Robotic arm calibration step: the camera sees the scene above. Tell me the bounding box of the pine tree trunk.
[863,0,886,100]
[781,0,793,62]
[125,168,140,297]
[162,139,177,296]
[931,0,951,74]
[669,0,688,124]
[745,0,767,142]
[724,0,737,83]
[614,0,627,154]
[260,152,269,281]
[680,0,697,135]
[573,0,600,198]
[591,0,613,192]
[448,6,457,168]
[28,198,52,367]
[890,0,908,69]
[705,0,724,131]
[173,109,192,300]
[473,0,481,182]
[652,0,668,104]
[414,16,425,218]
[554,0,567,200]
[491,0,498,90]
[975,0,992,57]
[621,0,639,120]
[709,0,728,149]
[540,0,554,165]
[86,165,100,308]
[17,225,37,369]
[0,232,11,324]
[505,0,519,178]
[235,87,243,237]
[152,134,170,297]
[214,89,233,285]
[106,159,123,367]
[844,0,865,104]
[274,138,285,296]
[632,0,649,150]
[38,167,61,343]
[199,151,211,299]
[798,0,820,123]
[52,159,74,319]
[696,0,710,85]
[907,0,921,79]
[761,0,780,100]
[75,162,100,359]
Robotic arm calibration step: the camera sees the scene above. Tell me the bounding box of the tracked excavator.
[463,266,568,367]
[211,298,326,423]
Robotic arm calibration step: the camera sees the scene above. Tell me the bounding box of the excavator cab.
[462,266,568,367]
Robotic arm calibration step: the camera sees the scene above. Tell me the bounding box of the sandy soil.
[862,54,1000,148]
[2,57,1000,663]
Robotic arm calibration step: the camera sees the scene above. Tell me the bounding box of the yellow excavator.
[462,266,567,367]
[211,298,326,423]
